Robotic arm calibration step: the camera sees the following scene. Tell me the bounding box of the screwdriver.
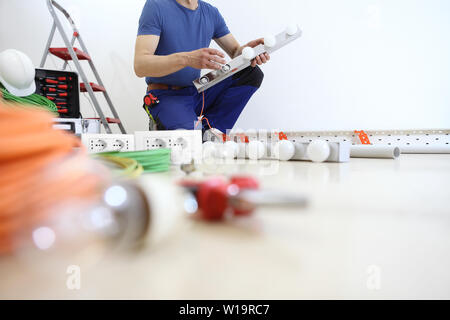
[42,87,69,93]
[42,84,71,90]
[46,96,67,102]
[180,176,308,221]
[46,92,68,98]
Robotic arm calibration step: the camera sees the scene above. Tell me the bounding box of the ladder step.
[49,47,91,61]
[85,117,121,124]
[80,82,105,92]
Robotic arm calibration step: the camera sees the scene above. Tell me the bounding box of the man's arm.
[214,34,270,67]
[134,35,227,78]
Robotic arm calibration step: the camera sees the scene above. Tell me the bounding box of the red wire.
[195,92,205,129]
[195,92,223,140]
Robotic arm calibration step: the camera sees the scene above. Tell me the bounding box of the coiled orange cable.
[0,101,105,255]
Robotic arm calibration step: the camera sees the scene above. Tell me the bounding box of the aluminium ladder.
[40,0,126,134]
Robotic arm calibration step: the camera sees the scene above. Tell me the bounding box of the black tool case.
[34,69,80,118]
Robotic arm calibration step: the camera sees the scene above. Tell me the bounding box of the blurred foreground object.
[0,103,104,254]
[0,102,187,256]
[180,176,308,221]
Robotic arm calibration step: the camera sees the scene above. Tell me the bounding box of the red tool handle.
[43,87,68,93]
[44,79,58,84]
[229,176,260,216]
[46,93,68,98]
[197,178,229,221]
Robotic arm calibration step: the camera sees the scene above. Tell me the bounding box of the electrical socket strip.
[135,130,203,164]
[81,134,135,153]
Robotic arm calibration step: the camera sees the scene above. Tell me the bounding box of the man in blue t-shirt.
[134,0,269,134]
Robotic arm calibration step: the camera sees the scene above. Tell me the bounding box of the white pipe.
[400,145,450,154]
[351,145,400,159]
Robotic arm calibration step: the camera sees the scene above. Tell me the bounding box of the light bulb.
[307,140,330,163]
[273,140,295,161]
[247,141,265,160]
[242,47,256,60]
[264,35,277,48]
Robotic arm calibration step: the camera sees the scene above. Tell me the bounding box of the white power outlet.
[81,134,135,153]
[135,130,203,164]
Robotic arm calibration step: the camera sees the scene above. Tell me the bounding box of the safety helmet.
[0,49,36,97]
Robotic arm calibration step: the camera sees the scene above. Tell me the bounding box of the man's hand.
[185,48,227,70]
[240,38,270,67]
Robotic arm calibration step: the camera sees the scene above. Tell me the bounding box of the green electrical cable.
[1,85,58,115]
[97,155,144,178]
[96,149,172,174]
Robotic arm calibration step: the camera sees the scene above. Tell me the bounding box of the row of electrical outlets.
[81,131,203,164]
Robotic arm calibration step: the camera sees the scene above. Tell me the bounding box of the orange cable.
[195,91,224,140]
[0,102,105,255]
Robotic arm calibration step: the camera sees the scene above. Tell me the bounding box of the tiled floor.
[1,154,450,299]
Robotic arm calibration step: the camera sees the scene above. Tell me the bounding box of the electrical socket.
[81,134,135,153]
[135,130,203,164]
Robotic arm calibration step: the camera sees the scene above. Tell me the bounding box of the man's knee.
[233,66,264,89]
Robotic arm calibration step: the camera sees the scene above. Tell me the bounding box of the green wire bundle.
[1,84,58,115]
[96,155,144,178]
[97,149,172,174]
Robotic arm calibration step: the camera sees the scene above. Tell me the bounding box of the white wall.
[1,0,449,133]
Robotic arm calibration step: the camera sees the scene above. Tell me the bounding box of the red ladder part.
[80,82,105,92]
[49,47,91,61]
[84,117,121,124]
[40,0,126,133]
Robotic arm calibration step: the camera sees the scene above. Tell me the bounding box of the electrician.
[134,0,269,134]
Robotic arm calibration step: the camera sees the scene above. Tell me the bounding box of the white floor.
[1,154,450,299]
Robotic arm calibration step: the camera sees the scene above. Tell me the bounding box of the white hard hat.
[0,49,36,97]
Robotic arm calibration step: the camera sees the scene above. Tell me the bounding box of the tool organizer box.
[34,68,80,118]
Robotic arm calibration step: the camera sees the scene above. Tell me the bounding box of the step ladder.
[40,0,126,134]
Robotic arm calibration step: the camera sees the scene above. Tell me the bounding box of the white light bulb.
[202,141,217,159]
[223,141,239,159]
[247,141,265,160]
[273,140,295,161]
[264,35,277,48]
[286,24,298,36]
[307,140,330,163]
[242,47,256,60]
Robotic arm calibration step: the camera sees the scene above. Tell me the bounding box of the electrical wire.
[0,102,105,255]
[96,155,143,178]
[97,149,172,173]
[195,91,224,140]
[0,86,58,115]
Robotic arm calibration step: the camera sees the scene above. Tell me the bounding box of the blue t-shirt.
[138,0,230,87]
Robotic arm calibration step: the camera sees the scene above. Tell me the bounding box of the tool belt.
[144,83,186,130]
[147,83,186,91]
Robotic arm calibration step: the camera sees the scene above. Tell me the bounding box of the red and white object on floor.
[180,175,307,221]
